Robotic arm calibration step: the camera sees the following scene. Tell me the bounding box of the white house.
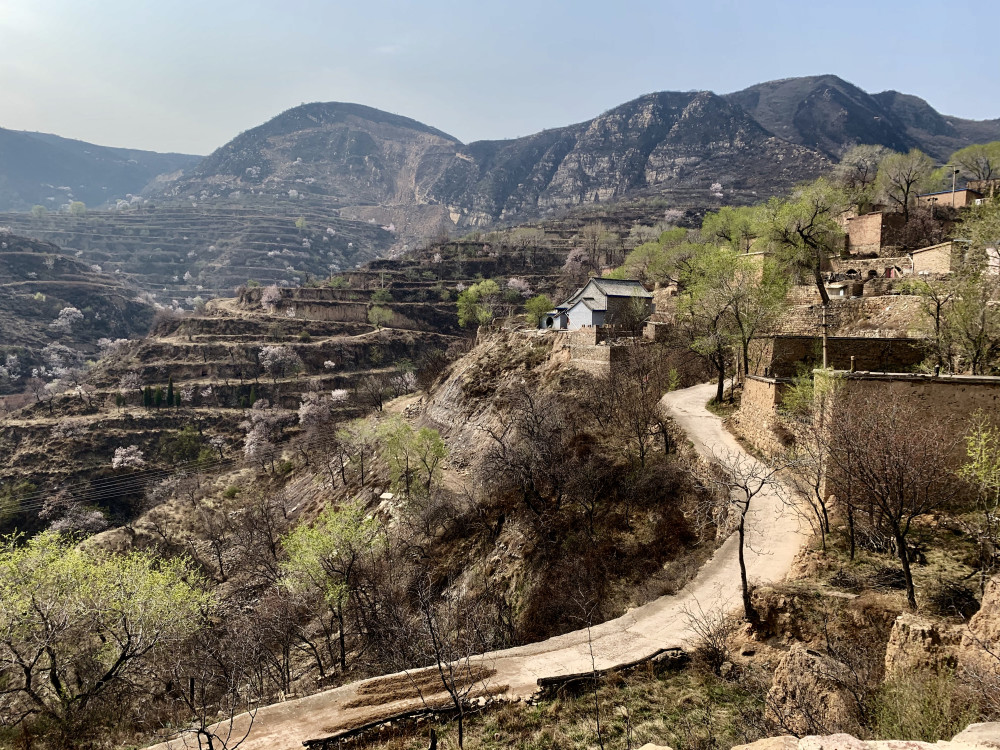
[542,278,653,331]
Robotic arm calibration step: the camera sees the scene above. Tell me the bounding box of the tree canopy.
[0,532,209,733]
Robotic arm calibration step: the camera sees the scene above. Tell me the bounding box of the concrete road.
[150,382,807,750]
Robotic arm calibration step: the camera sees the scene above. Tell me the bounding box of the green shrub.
[298,330,312,342]
[873,670,980,741]
[223,485,240,499]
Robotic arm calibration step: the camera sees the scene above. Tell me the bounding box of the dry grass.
[352,665,769,750]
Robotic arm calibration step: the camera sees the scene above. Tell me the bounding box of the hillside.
[0,204,396,297]
[0,231,154,394]
[2,76,996,297]
[153,92,830,236]
[0,128,200,211]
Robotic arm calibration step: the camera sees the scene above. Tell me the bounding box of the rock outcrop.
[766,643,863,737]
[732,722,1000,750]
[883,613,962,679]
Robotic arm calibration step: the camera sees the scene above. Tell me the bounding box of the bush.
[925,578,980,619]
[222,485,240,499]
[525,294,554,327]
[298,330,312,342]
[873,670,980,741]
[371,287,393,304]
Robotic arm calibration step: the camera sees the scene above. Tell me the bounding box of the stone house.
[845,211,906,255]
[917,188,984,210]
[909,241,960,276]
[543,278,653,331]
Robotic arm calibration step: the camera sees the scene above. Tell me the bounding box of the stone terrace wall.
[748,336,926,378]
[730,376,791,456]
[567,342,633,376]
[821,371,1000,465]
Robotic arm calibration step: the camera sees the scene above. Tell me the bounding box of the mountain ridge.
[148,76,1000,238]
[0,128,200,212]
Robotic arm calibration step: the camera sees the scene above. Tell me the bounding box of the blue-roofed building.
[542,278,653,331]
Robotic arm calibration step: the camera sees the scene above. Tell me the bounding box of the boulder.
[766,643,862,737]
[731,737,799,750]
[952,722,1000,749]
[732,722,1000,750]
[883,613,961,678]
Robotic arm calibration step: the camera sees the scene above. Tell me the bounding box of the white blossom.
[112,445,146,470]
[49,307,84,333]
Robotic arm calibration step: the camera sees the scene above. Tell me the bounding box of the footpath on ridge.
[151,382,808,750]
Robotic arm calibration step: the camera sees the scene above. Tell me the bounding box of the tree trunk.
[812,261,831,306]
[895,530,917,609]
[847,500,856,561]
[337,601,347,671]
[738,512,759,625]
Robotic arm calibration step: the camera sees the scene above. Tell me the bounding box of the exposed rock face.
[154,94,831,240]
[965,578,1000,653]
[883,613,962,679]
[766,643,862,737]
[724,74,1000,160]
[732,722,1000,750]
[752,586,812,641]
[960,577,1000,673]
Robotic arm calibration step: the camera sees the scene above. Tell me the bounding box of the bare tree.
[706,449,787,624]
[406,577,500,750]
[164,614,263,750]
[828,391,967,609]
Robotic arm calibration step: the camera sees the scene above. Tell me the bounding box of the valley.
[3,68,1000,750]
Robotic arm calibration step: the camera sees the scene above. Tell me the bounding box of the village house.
[844,211,906,255]
[543,278,653,331]
[917,188,984,210]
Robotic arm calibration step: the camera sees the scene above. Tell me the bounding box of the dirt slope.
[147,382,808,750]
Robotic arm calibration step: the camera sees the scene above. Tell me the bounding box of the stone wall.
[567,342,632,376]
[730,376,791,456]
[832,257,907,279]
[749,336,926,378]
[820,371,1000,465]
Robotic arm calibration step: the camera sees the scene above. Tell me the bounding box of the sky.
[1,0,998,156]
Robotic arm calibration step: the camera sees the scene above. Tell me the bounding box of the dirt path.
[149,382,807,750]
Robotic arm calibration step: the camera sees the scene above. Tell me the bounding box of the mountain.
[0,129,200,211]
[2,75,997,295]
[154,92,832,235]
[724,74,1000,160]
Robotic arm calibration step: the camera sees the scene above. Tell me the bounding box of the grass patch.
[357,665,769,750]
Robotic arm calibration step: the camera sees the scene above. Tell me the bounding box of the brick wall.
[910,242,955,275]
[847,212,886,255]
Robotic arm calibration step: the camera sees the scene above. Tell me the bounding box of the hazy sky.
[1,0,997,155]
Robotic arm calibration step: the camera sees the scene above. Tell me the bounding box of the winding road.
[152,382,807,750]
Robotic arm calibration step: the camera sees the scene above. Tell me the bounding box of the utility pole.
[821,305,829,369]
